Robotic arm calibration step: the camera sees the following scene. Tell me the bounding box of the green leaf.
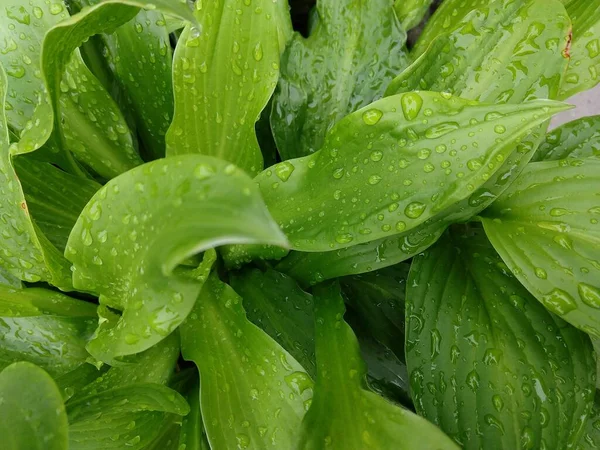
[577,392,600,449]
[165,0,287,175]
[70,0,175,160]
[230,267,317,378]
[259,92,567,252]
[67,333,186,449]
[0,64,73,288]
[298,281,458,450]
[66,155,287,363]
[387,0,571,104]
[340,264,408,360]
[170,370,210,450]
[394,0,434,31]
[481,158,600,336]
[535,115,600,161]
[180,273,313,450]
[1,0,144,179]
[0,285,96,378]
[406,227,596,449]
[271,0,409,160]
[14,156,100,252]
[0,362,69,450]
[559,0,600,99]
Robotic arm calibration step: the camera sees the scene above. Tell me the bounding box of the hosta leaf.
[230,267,317,378]
[387,0,571,104]
[166,0,288,175]
[406,228,595,449]
[0,362,69,450]
[559,0,600,99]
[66,155,287,363]
[14,156,100,252]
[394,0,435,31]
[578,392,600,450]
[298,281,458,450]
[37,0,196,173]
[279,0,572,284]
[271,0,409,160]
[67,333,186,449]
[340,264,408,360]
[1,0,143,179]
[259,92,567,252]
[0,285,96,378]
[0,64,72,288]
[180,273,313,450]
[535,115,600,161]
[71,0,174,160]
[481,158,600,336]
[170,370,210,450]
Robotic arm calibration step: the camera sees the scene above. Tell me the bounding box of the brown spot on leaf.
[562,28,572,59]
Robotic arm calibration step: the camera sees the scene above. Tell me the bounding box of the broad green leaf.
[0,362,69,450]
[481,158,600,336]
[14,156,100,252]
[258,92,567,252]
[0,285,96,377]
[66,155,287,363]
[387,0,571,104]
[1,0,143,179]
[394,0,434,31]
[406,228,596,449]
[230,267,317,378]
[0,64,72,288]
[411,0,488,57]
[277,0,572,284]
[559,0,600,99]
[166,0,287,175]
[36,0,196,173]
[180,273,313,450]
[71,0,174,160]
[0,265,22,289]
[535,115,600,161]
[578,392,600,449]
[170,369,210,450]
[67,333,186,449]
[340,264,408,360]
[271,0,409,160]
[298,281,458,450]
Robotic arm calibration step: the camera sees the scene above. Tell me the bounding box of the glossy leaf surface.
[407,228,595,449]
[535,115,600,161]
[66,155,286,362]
[482,158,600,336]
[559,0,600,99]
[230,267,317,378]
[298,282,458,449]
[259,92,567,252]
[394,0,435,31]
[271,0,409,160]
[180,273,313,450]
[166,0,286,175]
[67,334,188,449]
[0,362,69,450]
[0,65,72,288]
[0,285,96,377]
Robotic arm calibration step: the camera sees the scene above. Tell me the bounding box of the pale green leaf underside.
[66,155,287,363]
[0,362,69,450]
[167,0,287,175]
[298,282,458,450]
[482,158,600,337]
[271,0,409,160]
[180,273,313,450]
[407,228,595,449]
[259,92,567,252]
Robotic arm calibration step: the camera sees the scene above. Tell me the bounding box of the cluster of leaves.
[1,0,600,448]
